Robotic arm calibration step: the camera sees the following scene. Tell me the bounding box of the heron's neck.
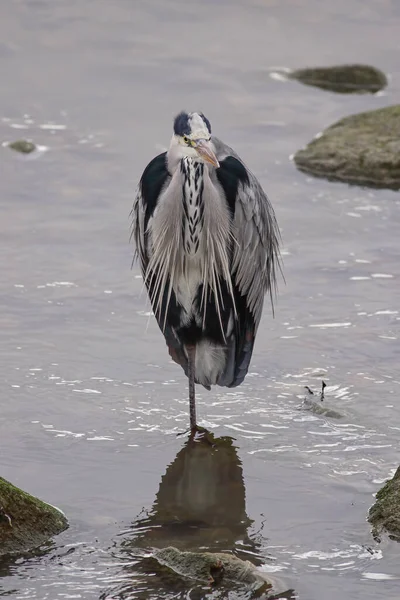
[181,158,205,257]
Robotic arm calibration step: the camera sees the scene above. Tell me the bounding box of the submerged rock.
[300,383,343,419]
[369,466,400,542]
[288,64,387,94]
[0,476,68,557]
[301,397,343,419]
[294,105,400,190]
[153,546,275,592]
[7,139,36,154]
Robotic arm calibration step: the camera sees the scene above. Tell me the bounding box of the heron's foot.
[190,425,215,446]
[175,425,205,438]
[176,425,214,445]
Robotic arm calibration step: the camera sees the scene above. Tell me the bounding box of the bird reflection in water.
[104,432,295,599]
[132,431,255,554]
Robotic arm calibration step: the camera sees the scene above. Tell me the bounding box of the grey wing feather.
[213,136,282,329]
[131,186,147,272]
[131,184,192,382]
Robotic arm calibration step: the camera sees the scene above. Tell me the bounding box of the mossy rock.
[7,140,36,154]
[288,64,387,94]
[0,476,68,557]
[153,546,277,595]
[369,466,400,542]
[294,105,400,190]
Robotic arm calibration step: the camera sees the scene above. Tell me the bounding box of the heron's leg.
[186,344,197,429]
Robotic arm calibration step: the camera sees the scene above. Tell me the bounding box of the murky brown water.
[1,1,400,598]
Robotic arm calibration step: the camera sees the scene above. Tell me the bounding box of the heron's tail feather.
[225,325,256,388]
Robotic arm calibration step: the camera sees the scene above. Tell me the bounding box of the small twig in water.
[321,380,326,402]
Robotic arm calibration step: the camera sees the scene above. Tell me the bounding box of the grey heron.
[132,111,281,431]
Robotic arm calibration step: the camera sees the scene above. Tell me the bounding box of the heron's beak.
[193,139,219,168]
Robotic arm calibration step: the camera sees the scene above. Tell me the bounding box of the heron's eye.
[183,135,190,145]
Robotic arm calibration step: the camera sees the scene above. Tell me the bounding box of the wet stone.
[369,466,400,542]
[7,139,36,154]
[152,546,276,594]
[294,105,400,190]
[288,64,387,94]
[0,476,68,557]
[300,397,343,419]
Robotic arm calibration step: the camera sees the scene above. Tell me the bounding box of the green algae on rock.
[369,466,400,542]
[0,476,68,557]
[7,139,36,153]
[294,105,400,190]
[288,64,387,94]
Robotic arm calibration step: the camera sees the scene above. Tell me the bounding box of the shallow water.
[1,0,400,598]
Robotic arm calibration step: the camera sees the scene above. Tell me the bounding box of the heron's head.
[169,111,219,169]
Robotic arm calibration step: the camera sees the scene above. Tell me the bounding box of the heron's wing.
[131,151,170,272]
[213,136,281,327]
[213,137,282,387]
[131,153,191,380]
